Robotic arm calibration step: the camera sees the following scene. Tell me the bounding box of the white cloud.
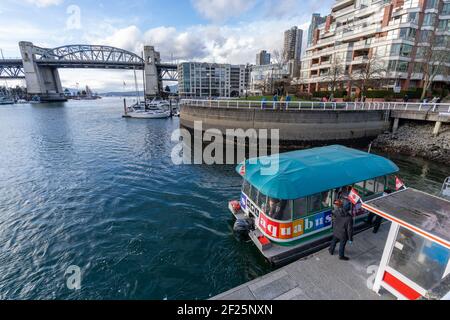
[25,0,63,7]
[191,0,257,22]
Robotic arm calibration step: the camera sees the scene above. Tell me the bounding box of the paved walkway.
[213,224,394,300]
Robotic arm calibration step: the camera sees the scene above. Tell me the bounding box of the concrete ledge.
[180,104,390,144]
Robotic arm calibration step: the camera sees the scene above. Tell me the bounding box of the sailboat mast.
[133,67,140,105]
[142,51,146,103]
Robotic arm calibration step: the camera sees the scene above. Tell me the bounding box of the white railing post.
[346,102,349,110]
[299,101,301,110]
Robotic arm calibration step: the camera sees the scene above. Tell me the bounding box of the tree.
[416,35,449,100]
[165,85,171,93]
[350,54,387,97]
[323,57,345,93]
[269,48,293,95]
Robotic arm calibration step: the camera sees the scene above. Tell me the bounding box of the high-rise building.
[307,13,326,46]
[256,50,271,65]
[284,26,304,78]
[300,0,450,94]
[178,62,248,98]
[284,26,303,62]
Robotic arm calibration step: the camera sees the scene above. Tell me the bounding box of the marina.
[1,0,449,303]
[0,99,448,300]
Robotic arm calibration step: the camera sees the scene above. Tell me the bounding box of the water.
[0,99,448,300]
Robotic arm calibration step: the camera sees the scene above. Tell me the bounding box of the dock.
[213,225,394,300]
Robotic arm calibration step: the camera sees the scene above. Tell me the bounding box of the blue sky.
[0,0,335,91]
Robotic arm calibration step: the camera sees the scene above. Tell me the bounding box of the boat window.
[257,191,268,211]
[266,198,292,221]
[365,179,376,193]
[308,193,323,213]
[386,175,397,192]
[293,198,308,220]
[375,176,386,194]
[242,180,251,196]
[249,185,258,204]
[321,190,333,208]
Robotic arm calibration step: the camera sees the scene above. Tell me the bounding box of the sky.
[0,0,334,92]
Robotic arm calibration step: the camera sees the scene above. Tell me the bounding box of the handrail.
[180,99,450,113]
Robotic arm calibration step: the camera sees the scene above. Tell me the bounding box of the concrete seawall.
[180,104,390,146]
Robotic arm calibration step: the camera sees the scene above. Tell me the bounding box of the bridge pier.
[19,42,67,102]
[433,121,442,137]
[392,118,400,133]
[143,46,162,98]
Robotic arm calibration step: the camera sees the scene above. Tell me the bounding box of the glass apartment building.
[300,0,450,94]
[178,62,248,98]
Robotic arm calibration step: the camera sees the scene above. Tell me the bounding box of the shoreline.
[372,122,450,165]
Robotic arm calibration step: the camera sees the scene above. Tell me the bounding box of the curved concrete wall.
[180,104,390,144]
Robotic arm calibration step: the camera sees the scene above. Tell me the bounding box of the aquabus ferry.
[229,145,400,265]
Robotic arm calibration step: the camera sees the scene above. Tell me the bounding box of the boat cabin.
[231,145,400,264]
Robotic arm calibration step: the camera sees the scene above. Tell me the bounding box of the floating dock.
[212,225,394,300]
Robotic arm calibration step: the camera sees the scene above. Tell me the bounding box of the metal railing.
[180,99,450,113]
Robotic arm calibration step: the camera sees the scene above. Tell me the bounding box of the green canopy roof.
[236,145,399,200]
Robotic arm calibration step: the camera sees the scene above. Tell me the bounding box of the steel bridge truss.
[34,45,145,69]
[0,60,25,79]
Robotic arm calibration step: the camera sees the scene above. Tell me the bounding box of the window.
[425,0,438,10]
[257,191,267,211]
[242,180,251,196]
[307,191,332,214]
[293,198,308,220]
[419,30,432,43]
[388,227,450,290]
[375,177,386,194]
[399,28,417,41]
[407,12,419,24]
[423,13,436,27]
[308,193,323,213]
[266,198,292,221]
[443,3,450,15]
[249,184,258,203]
[388,60,409,73]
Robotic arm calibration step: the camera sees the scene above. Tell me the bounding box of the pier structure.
[0,42,178,101]
[213,225,392,300]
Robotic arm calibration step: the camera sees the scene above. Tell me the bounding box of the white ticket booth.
[363,188,450,300]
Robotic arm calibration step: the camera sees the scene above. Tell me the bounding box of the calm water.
[0,98,448,300]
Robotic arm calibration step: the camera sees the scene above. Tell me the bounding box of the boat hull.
[125,111,171,119]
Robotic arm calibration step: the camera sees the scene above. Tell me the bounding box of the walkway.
[212,224,394,300]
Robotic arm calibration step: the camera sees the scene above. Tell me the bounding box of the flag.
[348,188,361,205]
[239,163,246,176]
[396,176,405,191]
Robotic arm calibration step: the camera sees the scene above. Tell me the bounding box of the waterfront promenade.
[213,224,393,300]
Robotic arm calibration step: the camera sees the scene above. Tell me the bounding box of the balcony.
[352,55,369,65]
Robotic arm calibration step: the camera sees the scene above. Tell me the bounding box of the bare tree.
[323,57,345,93]
[350,54,387,97]
[416,36,449,100]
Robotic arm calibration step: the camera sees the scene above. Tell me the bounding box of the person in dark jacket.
[329,199,354,261]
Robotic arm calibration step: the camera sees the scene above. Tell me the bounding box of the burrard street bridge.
[0,42,178,101]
